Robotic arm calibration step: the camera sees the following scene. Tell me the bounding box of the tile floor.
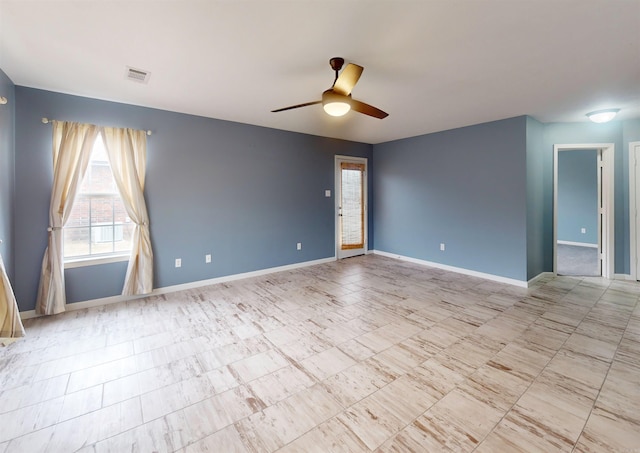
[0,255,639,452]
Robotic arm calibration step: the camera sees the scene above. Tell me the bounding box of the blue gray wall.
[0,69,15,281]
[623,119,640,148]
[7,82,640,311]
[526,117,545,279]
[14,87,372,311]
[557,150,598,244]
[373,116,528,281]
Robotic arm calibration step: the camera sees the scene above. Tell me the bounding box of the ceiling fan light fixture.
[322,90,351,117]
[586,108,619,123]
[324,101,351,117]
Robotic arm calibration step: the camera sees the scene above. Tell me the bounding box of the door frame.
[628,141,640,280]
[553,143,614,279]
[335,155,368,259]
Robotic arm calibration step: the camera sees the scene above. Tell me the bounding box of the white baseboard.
[20,256,336,320]
[614,273,635,281]
[557,240,598,248]
[371,250,529,288]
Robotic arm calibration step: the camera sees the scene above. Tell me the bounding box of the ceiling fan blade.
[350,99,389,119]
[332,63,363,96]
[271,100,321,113]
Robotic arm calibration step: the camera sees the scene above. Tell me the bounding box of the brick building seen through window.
[64,135,133,259]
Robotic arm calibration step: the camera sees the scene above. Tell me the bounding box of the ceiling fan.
[271,57,388,119]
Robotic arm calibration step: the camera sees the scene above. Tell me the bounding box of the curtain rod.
[41,117,152,136]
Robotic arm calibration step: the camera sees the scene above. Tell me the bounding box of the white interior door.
[336,156,367,259]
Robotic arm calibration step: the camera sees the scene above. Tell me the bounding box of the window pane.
[67,195,90,227]
[91,225,115,254]
[64,227,90,257]
[86,136,117,194]
[113,198,128,224]
[341,168,363,247]
[91,197,114,224]
[115,223,135,253]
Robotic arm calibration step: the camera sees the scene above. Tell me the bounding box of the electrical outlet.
[297,242,302,250]
[325,190,331,197]
[440,243,445,251]
[581,228,586,234]
[205,254,211,263]
[175,258,181,268]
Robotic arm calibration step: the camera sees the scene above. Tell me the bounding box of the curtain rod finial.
[42,117,50,124]
[0,96,7,105]
[146,130,152,136]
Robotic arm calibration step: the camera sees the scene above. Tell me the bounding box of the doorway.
[553,143,614,279]
[335,156,367,259]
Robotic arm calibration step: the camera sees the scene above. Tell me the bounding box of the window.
[64,135,133,261]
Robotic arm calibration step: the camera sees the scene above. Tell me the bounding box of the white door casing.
[553,143,614,279]
[628,141,640,280]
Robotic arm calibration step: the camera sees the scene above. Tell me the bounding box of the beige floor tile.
[415,387,506,451]
[574,407,640,452]
[321,361,391,408]
[476,412,574,453]
[276,417,369,453]
[593,360,640,423]
[0,373,69,414]
[336,394,407,450]
[58,384,103,422]
[181,395,234,440]
[507,379,595,448]
[300,347,356,381]
[247,364,314,406]
[230,349,289,382]
[2,255,637,452]
[377,421,458,453]
[183,424,250,453]
[66,355,137,393]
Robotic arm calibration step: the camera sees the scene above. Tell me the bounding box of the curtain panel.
[36,121,153,315]
[36,121,99,315]
[0,251,24,346]
[101,127,153,295]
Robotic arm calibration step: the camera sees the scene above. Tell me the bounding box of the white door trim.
[629,141,640,280]
[335,155,368,259]
[553,143,615,279]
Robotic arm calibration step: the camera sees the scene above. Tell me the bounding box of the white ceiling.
[1,1,639,144]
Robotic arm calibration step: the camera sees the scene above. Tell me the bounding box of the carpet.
[557,243,600,276]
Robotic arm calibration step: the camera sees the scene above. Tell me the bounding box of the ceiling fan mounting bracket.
[329,57,344,72]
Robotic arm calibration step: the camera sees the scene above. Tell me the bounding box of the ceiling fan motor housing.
[323,89,350,105]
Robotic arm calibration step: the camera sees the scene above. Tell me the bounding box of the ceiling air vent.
[125,66,150,84]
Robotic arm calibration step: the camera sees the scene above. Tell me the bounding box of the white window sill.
[64,254,129,269]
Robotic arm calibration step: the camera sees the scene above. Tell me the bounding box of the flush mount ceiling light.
[586,108,620,123]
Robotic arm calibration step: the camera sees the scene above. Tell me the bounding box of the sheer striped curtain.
[36,121,99,315]
[0,251,24,346]
[101,127,153,295]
